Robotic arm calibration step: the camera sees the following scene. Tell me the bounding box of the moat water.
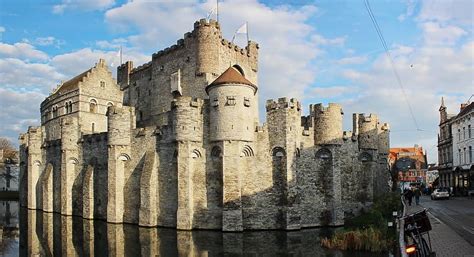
[0,200,394,257]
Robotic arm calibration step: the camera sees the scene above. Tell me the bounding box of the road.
[419,195,474,246]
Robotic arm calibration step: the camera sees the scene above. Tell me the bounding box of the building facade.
[19,19,390,231]
[437,99,473,196]
[389,146,428,189]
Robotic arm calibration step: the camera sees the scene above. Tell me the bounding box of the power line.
[363,0,421,131]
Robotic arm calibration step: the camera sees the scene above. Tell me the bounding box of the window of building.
[244,97,250,107]
[469,146,472,163]
[91,122,95,133]
[100,81,106,88]
[89,99,97,113]
[469,125,472,138]
[52,106,58,118]
[226,96,236,106]
[458,129,461,140]
[107,102,113,108]
[464,147,467,164]
[459,149,462,164]
[463,127,466,139]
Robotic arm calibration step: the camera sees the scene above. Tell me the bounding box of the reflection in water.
[5,205,390,257]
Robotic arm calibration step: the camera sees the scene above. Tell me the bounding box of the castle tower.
[312,103,343,145]
[26,127,43,210]
[171,96,204,230]
[358,114,379,150]
[206,66,258,231]
[266,97,302,229]
[106,106,135,223]
[60,117,80,215]
[117,61,134,105]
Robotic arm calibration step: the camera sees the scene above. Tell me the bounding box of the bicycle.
[402,209,435,257]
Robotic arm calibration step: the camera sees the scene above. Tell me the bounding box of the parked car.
[431,188,450,200]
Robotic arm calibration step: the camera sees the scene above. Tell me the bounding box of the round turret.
[358,114,379,150]
[312,103,343,145]
[206,67,258,142]
[171,97,203,142]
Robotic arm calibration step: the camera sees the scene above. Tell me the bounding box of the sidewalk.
[406,203,474,257]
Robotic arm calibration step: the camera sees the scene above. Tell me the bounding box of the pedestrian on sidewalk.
[404,188,414,206]
[414,187,421,205]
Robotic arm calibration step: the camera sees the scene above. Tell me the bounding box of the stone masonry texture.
[19,19,391,231]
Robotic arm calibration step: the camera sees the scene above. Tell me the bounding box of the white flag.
[111,47,122,67]
[236,23,247,34]
[206,7,216,20]
[232,22,248,43]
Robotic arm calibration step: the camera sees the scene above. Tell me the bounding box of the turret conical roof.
[206,66,257,94]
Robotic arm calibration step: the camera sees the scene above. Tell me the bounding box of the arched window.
[191,149,201,159]
[107,102,114,108]
[91,122,95,133]
[65,102,69,114]
[241,145,254,157]
[272,147,286,157]
[211,146,222,159]
[89,99,97,113]
[232,64,245,76]
[316,148,332,161]
[359,152,373,162]
[52,106,58,118]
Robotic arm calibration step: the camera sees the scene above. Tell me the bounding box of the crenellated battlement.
[130,61,152,74]
[265,97,301,111]
[358,113,378,123]
[380,122,390,131]
[171,96,204,109]
[310,103,343,116]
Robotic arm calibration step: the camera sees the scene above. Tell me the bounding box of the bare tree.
[0,138,16,160]
[0,138,14,151]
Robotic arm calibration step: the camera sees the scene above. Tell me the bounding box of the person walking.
[404,188,414,206]
[414,187,421,205]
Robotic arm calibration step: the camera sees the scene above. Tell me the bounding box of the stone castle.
[19,19,390,231]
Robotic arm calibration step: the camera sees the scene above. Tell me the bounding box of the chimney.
[460,103,468,111]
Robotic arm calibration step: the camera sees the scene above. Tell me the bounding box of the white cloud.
[34,36,65,48]
[0,42,49,61]
[0,58,64,91]
[53,0,115,14]
[417,0,473,26]
[398,0,417,21]
[336,56,367,65]
[421,22,467,46]
[310,86,357,98]
[0,26,5,33]
[0,88,44,145]
[312,34,346,47]
[51,47,149,77]
[341,41,473,163]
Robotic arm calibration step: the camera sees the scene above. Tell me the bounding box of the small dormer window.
[212,97,219,107]
[90,99,97,113]
[226,96,236,106]
[244,97,250,107]
[100,81,106,88]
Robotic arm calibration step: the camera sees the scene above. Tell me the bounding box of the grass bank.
[321,192,402,252]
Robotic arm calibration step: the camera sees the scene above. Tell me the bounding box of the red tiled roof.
[206,67,257,94]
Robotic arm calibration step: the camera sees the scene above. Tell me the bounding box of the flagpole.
[216,0,219,23]
[120,45,123,65]
[246,21,249,43]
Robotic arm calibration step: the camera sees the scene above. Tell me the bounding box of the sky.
[0,0,472,163]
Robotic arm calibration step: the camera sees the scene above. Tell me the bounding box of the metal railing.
[399,195,409,257]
